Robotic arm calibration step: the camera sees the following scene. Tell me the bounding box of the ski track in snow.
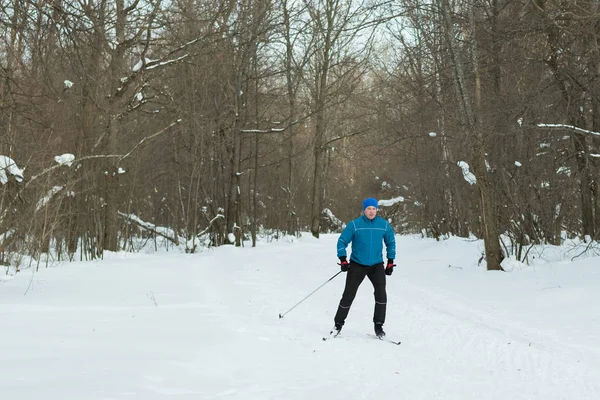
[399,288,599,399]
[0,234,599,399]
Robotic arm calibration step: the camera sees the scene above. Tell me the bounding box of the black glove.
[338,256,350,272]
[385,259,396,276]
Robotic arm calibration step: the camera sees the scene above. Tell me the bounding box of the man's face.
[364,206,377,220]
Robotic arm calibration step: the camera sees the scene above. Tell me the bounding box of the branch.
[197,214,225,237]
[240,128,286,134]
[118,212,179,245]
[323,128,369,147]
[537,123,600,138]
[124,0,142,14]
[25,154,122,188]
[118,119,181,162]
[24,119,181,188]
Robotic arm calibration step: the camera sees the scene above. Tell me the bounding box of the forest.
[1,0,600,271]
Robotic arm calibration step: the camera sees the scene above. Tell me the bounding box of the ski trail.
[1,234,599,400]
[387,273,600,399]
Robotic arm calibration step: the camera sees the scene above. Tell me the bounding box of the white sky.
[1,233,599,399]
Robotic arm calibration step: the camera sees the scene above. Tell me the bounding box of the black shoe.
[374,323,385,338]
[331,323,343,337]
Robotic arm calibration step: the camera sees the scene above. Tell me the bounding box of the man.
[332,197,396,338]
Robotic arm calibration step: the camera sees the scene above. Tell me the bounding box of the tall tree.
[303,0,379,237]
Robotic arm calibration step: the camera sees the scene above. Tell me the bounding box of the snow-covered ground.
[1,234,599,399]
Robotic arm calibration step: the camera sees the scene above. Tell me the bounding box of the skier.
[332,197,396,338]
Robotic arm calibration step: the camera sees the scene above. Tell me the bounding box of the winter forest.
[2,0,600,272]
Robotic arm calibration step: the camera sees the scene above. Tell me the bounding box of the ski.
[323,332,400,345]
[367,334,401,345]
[322,329,341,341]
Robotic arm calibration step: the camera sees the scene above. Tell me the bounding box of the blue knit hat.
[362,197,378,210]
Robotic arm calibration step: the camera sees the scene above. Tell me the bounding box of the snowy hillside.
[1,234,599,399]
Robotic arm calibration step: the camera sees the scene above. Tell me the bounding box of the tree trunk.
[539,0,596,240]
[440,0,503,270]
[282,0,299,236]
[226,121,242,245]
[310,137,327,238]
[103,0,127,252]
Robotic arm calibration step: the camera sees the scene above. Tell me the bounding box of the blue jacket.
[337,215,396,266]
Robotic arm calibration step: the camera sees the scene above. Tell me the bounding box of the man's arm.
[384,222,396,260]
[337,221,355,258]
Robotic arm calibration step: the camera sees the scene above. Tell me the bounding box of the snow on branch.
[321,208,343,231]
[378,196,405,206]
[119,54,190,95]
[133,58,157,72]
[537,124,600,137]
[145,55,189,71]
[457,161,477,185]
[240,128,286,134]
[0,156,25,184]
[55,154,75,166]
[132,55,190,74]
[118,212,179,245]
[197,214,225,236]
[25,119,181,188]
[25,154,122,188]
[36,186,64,212]
[170,37,206,56]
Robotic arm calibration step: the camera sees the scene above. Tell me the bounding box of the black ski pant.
[334,261,387,326]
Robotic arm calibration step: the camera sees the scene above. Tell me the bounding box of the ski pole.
[278,270,343,319]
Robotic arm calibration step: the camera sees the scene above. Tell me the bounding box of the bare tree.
[301,0,381,237]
